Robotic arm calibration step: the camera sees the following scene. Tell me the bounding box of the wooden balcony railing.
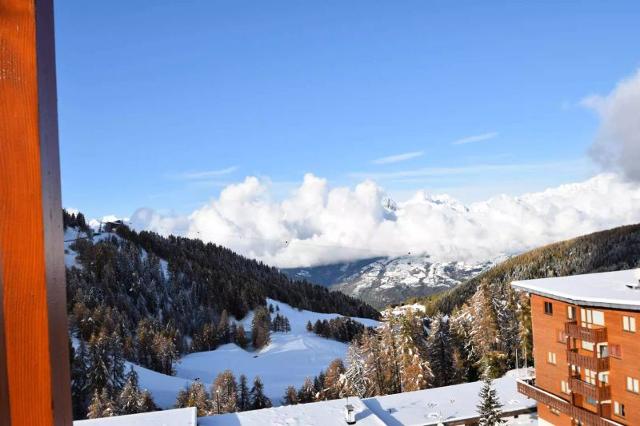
[565,321,608,343]
[567,349,610,371]
[517,380,622,426]
[569,377,611,401]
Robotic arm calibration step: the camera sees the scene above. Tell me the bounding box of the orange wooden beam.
[0,0,72,424]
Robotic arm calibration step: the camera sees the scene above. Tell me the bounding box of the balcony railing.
[569,377,611,401]
[517,379,622,426]
[565,321,608,343]
[567,349,610,371]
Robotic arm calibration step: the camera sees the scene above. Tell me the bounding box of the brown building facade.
[512,270,640,426]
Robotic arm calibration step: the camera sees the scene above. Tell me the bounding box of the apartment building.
[512,269,640,426]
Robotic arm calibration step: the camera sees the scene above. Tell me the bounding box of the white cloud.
[372,151,423,165]
[452,131,498,145]
[583,69,640,182]
[131,173,640,268]
[350,159,586,181]
[172,166,238,180]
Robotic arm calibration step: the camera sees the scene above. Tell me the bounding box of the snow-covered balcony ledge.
[73,407,196,426]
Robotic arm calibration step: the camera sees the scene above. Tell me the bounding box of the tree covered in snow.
[175,380,211,416]
[341,343,369,397]
[71,339,91,419]
[87,388,118,419]
[427,313,455,387]
[297,377,316,403]
[211,370,238,414]
[477,375,505,425]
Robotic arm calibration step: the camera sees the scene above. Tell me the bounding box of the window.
[567,306,576,320]
[599,372,609,384]
[544,301,553,315]
[627,377,639,393]
[623,315,636,332]
[582,340,594,351]
[557,329,568,343]
[581,308,605,327]
[547,352,557,365]
[614,401,626,417]
[610,344,623,359]
[549,406,561,416]
[561,380,571,394]
[584,368,596,385]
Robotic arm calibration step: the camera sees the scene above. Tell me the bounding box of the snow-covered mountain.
[284,255,499,310]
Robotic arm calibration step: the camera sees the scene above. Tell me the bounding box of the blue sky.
[55,1,640,219]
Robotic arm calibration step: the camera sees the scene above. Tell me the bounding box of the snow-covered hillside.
[128,299,379,409]
[289,255,498,309]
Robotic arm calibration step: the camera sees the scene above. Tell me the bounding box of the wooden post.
[0,0,73,425]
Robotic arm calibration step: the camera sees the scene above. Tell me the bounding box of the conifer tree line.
[63,210,379,419]
[409,222,640,379]
[174,371,272,416]
[306,317,370,342]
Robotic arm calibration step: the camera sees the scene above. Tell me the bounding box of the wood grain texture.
[0,0,72,424]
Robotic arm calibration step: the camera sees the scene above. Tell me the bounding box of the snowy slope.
[125,299,378,409]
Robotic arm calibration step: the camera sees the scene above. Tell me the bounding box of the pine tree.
[238,374,250,411]
[427,313,456,387]
[217,309,230,344]
[118,366,142,415]
[251,307,271,349]
[306,321,313,332]
[138,390,158,413]
[396,313,431,392]
[211,370,238,414]
[235,324,248,349]
[87,388,118,419]
[323,359,345,400]
[297,377,316,403]
[175,380,211,416]
[342,342,369,397]
[71,339,91,419]
[282,386,299,405]
[250,376,272,410]
[477,375,505,425]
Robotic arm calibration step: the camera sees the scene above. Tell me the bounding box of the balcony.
[517,379,622,426]
[565,321,608,343]
[570,376,611,401]
[567,349,610,371]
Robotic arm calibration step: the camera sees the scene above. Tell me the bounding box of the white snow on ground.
[364,373,536,426]
[116,299,379,409]
[175,299,379,406]
[74,407,196,426]
[200,397,385,426]
[126,362,194,410]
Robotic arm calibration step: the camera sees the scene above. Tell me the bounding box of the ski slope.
[130,299,379,409]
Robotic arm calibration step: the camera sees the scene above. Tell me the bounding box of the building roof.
[199,397,385,426]
[73,407,196,426]
[363,371,535,426]
[512,268,640,310]
[199,371,534,426]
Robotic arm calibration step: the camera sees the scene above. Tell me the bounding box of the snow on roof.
[196,372,533,426]
[363,372,535,426]
[199,397,385,426]
[512,268,640,310]
[73,407,196,426]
